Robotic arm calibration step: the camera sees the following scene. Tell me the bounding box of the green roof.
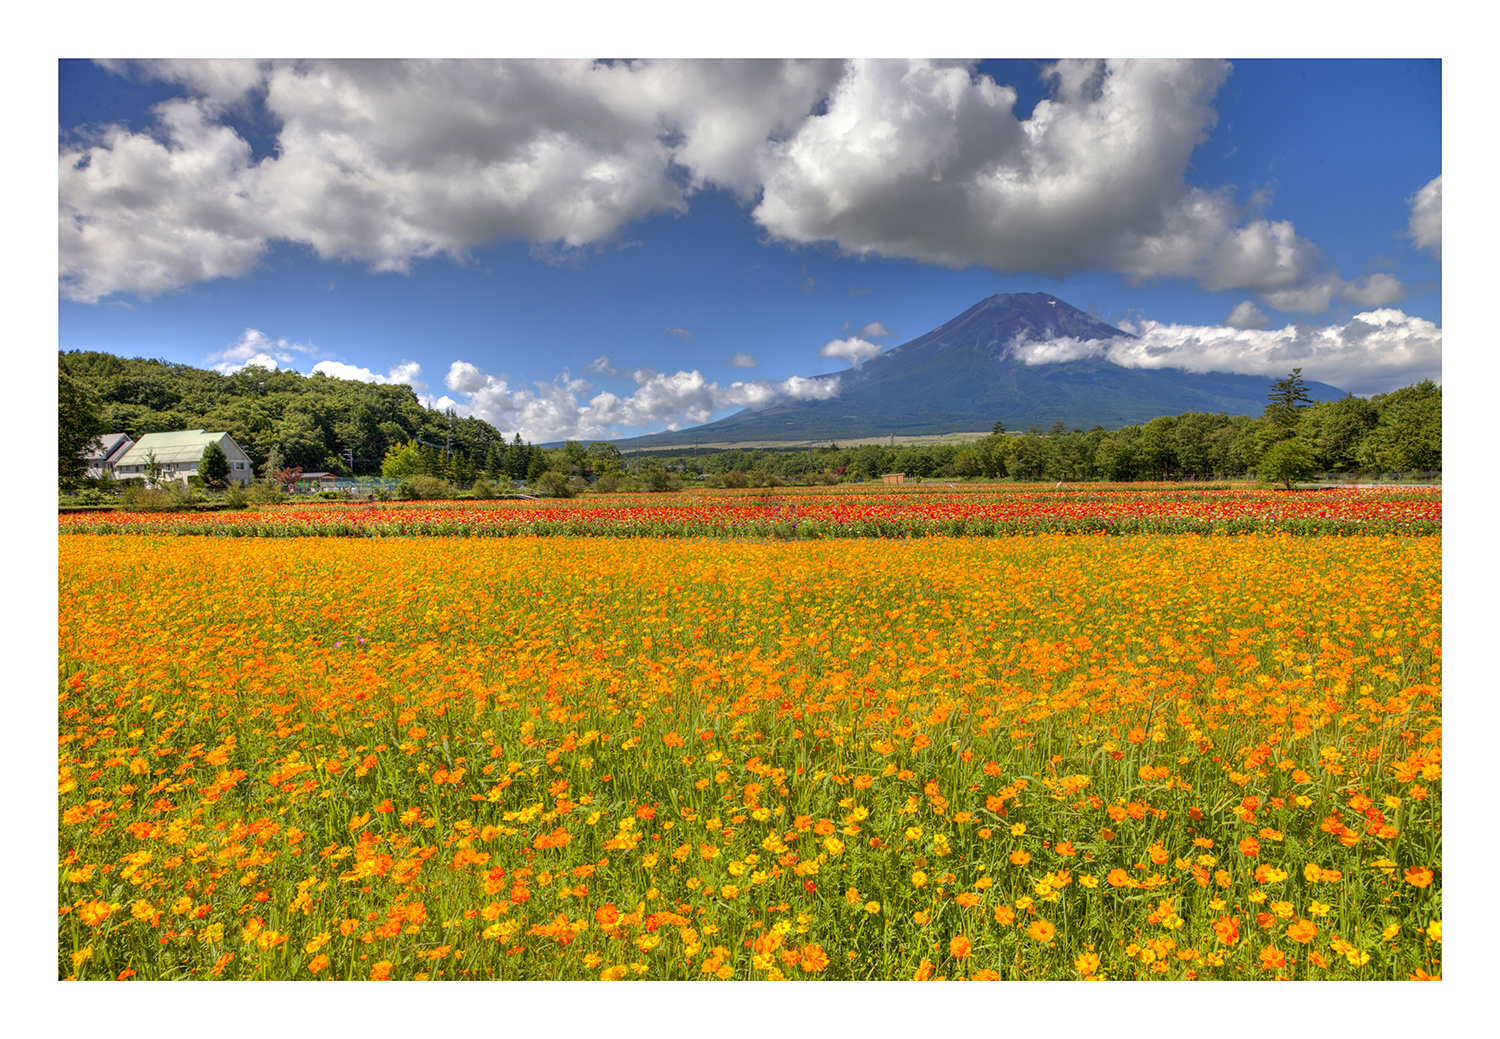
[115,430,233,466]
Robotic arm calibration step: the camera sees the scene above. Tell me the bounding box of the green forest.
[60,351,1440,490]
[59,351,516,481]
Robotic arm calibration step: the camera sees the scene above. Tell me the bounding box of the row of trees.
[378,436,626,485]
[609,374,1440,484]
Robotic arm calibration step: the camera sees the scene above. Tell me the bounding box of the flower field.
[58,529,1441,980]
[58,484,1441,539]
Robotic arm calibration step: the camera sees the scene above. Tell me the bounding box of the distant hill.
[614,293,1346,449]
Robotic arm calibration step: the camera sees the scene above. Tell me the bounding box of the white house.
[82,432,135,479]
[113,430,255,486]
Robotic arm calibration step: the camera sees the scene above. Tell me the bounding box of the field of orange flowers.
[58,484,1441,538]
[58,528,1440,980]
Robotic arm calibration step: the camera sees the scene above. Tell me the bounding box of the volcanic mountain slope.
[620,293,1346,448]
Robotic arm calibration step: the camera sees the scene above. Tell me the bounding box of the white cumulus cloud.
[753,59,1341,304]
[310,358,428,393]
[206,328,316,374]
[1011,309,1441,396]
[819,336,884,365]
[1225,300,1269,330]
[730,352,758,368]
[1407,175,1441,261]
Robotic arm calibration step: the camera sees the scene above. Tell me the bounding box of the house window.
[234,461,245,469]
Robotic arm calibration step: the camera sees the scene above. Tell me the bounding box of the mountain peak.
[896,292,1130,367]
[609,291,1345,449]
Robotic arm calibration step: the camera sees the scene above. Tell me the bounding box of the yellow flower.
[911,871,928,888]
[864,901,881,915]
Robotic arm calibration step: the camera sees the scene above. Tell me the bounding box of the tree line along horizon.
[59,350,1440,489]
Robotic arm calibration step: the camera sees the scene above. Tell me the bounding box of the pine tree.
[485,442,505,480]
[505,434,529,480]
[197,440,231,487]
[1265,369,1313,434]
[58,366,106,486]
[451,451,477,486]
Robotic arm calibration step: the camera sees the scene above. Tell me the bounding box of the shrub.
[249,481,287,505]
[1257,440,1317,490]
[470,478,504,500]
[532,470,575,498]
[592,472,623,493]
[397,475,453,500]
[120,482,202,511]
[642,465,683,493]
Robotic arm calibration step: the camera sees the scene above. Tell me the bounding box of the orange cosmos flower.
[1009,849,1031,866]
[1106,868,1131,888]
[1286,919,1317,944]
[1404,866,1434,888]
[949,936,973,959]
[1238,837,1261,858]
[799,944,829,972]
[1028,920,1055,943]
[596,904,620,927]
[1075,952,1100,976]
[994,906,1015,925]
[308,954,329,973]
[77,900,115,927]
[1258,947,1286,970]
[370,960,393,980]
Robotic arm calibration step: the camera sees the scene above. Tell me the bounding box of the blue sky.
[58,58,1443,443]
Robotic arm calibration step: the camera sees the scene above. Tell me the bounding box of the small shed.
[292,472,339,490]
[881,473,906,485]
